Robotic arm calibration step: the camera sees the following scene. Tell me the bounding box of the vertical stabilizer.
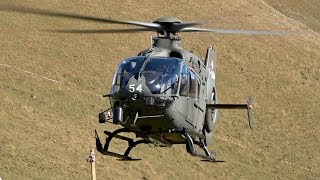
[204,47,217,81]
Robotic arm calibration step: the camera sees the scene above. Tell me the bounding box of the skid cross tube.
[123,139,151,158]
[95,128,152,160]
[103,128,132,151]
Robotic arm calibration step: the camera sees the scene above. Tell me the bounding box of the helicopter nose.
[131,93,139,100]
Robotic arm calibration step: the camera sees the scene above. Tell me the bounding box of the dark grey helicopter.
[96,18,254,161]
[2,4,300,161]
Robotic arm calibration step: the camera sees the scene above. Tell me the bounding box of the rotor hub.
[153,16,183,24]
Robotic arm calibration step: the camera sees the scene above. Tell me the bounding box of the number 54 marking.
[129,84,142,92]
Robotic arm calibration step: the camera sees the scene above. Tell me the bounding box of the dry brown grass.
[1,0,319,179]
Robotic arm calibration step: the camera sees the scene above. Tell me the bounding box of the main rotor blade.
[181,27,304,36]
[47,28,154,33]
[0,4,161,30]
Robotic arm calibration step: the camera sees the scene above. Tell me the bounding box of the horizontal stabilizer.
[206,97,253,129]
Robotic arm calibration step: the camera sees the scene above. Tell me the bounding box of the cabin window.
[179,65,188,96]
[197,79,201,100]
[189,70,196,98]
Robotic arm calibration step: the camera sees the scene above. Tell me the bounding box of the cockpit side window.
[111,66,122,93]
[113,66,122,85]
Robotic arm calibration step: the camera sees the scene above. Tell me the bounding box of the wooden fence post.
[88,149,96,180]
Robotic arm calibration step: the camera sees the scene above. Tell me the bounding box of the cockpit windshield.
[112,56,182,95]
[141,57,182,94]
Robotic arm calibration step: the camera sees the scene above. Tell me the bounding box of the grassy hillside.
[266,0,320,32]
[1,0,319,179]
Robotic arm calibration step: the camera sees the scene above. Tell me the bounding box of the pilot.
[122,61,139,86]
[159,64,178,94]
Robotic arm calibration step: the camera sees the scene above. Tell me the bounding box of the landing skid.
[184,133,222,162]
[95,128,151,160]
[96,128,223,162]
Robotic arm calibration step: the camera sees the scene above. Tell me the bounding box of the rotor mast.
[151,16,185,49]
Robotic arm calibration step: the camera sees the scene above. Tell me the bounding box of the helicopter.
[6,4,305,162]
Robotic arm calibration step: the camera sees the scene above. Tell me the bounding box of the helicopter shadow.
[201,159,226,163]
[117,158,142,161]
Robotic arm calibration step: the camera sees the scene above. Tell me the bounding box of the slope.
[266,0,320,32]
[0,0,319,179]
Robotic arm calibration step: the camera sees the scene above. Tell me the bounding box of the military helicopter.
[4,4,303,161]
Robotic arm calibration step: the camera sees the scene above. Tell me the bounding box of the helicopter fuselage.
[105,37,217,145]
